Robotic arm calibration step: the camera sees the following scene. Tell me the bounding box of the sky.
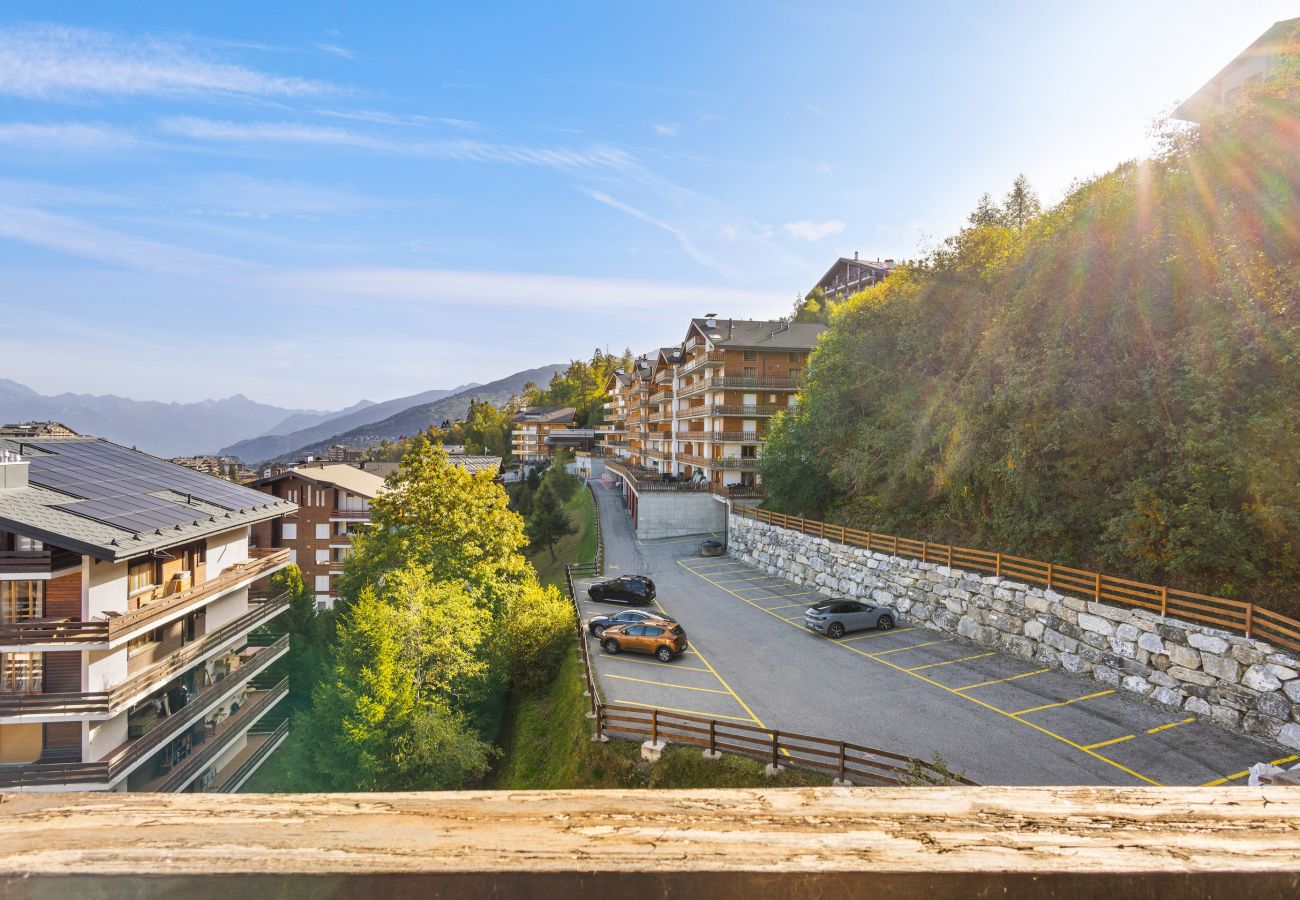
[0,1,1295,409]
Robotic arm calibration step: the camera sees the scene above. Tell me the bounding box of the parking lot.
[579,480,1296,785]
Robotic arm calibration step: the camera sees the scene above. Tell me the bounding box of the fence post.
[1160,586,1168,619]
[651,709,659,746]
[1094,572,1102,601]
[922,542,928,564]
[1245,604,1254,639]
[838,742,847,782]
[771,731,780,767]
[995,552,1002,577]
[947,545,953,567]
[1047,562,1054,590]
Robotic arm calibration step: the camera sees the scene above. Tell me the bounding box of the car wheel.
[878,615,895,631]
[656,646,673,662]
[592,625,606,639]
[603,639,621,654]
[827,622,845,639]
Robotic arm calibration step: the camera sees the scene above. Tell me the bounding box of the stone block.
[1284,680,1300,704]
[1201,654,1241,683]
[1256,691,1292,721]
[1086,601,1132,623]
[1243,665,1283,693]
[1024,594,1051,614]
[932,609,959,632]
[1077,612,1115,636]
[1137,632,1165,655]
[1095,666,1121,687]
[1043,628,1079,655]
[1267,663,1300,682]
[1024,619,1045,641]
[871,589,896,606]
[1184,696,1213,717]
[1188,633,1230,655]
[1107,638,1137,659]
[1061,596,1089,613]
[1060,652,1090,674]
[1213,684,1258,712]
[1156,624,1189,644]
[1243,712,1284,740]
[641,741,666,762]
[1115,623,1141,643]
[1209,706,1241,729]
[1076,645,1106,665]
[1267,652,1300,669]
[1151,686,1184,708]
[1034,645,1062,667]
[1230,644,1267,667]
[1166,644,1200,670]
[989,611,1025,634]
[1279,723,1300,751]
[1122,675,1153,696]
[1148,671,1180,688]
[1167,665,1217,687]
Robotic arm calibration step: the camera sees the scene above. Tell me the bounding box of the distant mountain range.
[246,363,566,465]
[0,378,372,458]
[219,383,479,462]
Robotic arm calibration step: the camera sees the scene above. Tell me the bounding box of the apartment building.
[600,316,825,501]
[248,463,386,610]
[0,436,295,793]
[811,253,894,302]
[1175,17,1299,122]
[597,370,632,462]
[510,406,578,462]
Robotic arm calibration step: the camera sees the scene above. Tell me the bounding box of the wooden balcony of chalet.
[0,547,81,577]
[0,548,290,650]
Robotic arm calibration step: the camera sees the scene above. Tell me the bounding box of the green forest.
[763,40,1300,616]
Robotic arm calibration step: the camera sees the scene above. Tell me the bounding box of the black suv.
[588,609,676,638]
[586,575,656,605]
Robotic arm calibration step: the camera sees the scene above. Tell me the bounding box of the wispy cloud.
[653,122,681,136]
[315,42,355,60]
[161,116,637,170]
[782,218,845,241]
[436,116,480,131]
[579,187,727,277]
[0,121,136,150]
[0,24,337,100]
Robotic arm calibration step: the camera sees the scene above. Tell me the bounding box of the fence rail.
[733,504,1300,654]
[562,562,972,786]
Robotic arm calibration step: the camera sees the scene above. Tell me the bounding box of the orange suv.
[600,621,688,662]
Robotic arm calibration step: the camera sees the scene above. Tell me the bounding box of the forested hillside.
[763,47,1300,615]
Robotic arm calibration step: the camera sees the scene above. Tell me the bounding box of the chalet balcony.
[709,481,766,500]
[604,460,709,493]
[329,508,371,520]
[0,548,290,651]
[677,350,724,377]
[653,369,674,385]
[0,634,288,791]
[210,717,290,792]
[677,404,782,419]
[677,454,760,470]
[0,592,289,723]
[0,548,81,578]
[646,409,671,423]
[675,431,762,442]
[649,390,670,403]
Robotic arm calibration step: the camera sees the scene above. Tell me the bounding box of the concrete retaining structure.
[729,514,1300,751]
[632,490,726,540]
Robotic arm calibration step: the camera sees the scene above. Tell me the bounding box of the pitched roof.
[689,318,826,350]
[253,462,387,499]
[510,406,577,425]
[0,436,295,562]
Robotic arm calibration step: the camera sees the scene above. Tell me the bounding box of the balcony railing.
[330,508,371,519]
[649,390,670,403]
[678,376,802,398]
[604,461,710,493]
[155,677,288,793]
[213,717,290,793]
[0,550,290,650]
[0,548,81,576]
[677,455,760,470]
[675,431,763,442]
[677,350,724,377]
[646,410,671,423]
[0,634,289,790]
[710,482,766,500]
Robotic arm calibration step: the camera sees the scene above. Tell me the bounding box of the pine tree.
[967,191,1005,227]
[1002,175,1041,231]
[526,482,575,560]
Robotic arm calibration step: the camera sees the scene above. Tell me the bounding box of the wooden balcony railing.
[678,454,760,470]
[676,431,763,442]
[0,550,290,649]
[677,350,724,376]
[604,461,710,493]
[0,548,80,576]
[710,482,766,500]
[329,508,371,519]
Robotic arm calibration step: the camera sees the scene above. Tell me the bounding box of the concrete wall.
[633,491,727,539]
[729,514,1300,752]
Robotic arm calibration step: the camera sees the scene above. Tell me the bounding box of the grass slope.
[528,487,597,588]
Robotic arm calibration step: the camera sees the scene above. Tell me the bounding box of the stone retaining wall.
[729,514,1300,751]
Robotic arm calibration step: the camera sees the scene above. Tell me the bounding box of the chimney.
[0,451,29,490]
[854,250,859,260]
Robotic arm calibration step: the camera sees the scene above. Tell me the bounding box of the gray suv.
[804,599,895,638]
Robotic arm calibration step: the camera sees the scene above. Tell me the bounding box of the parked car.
[803,600,895,638]
[588,609,676,639]
[586,575,656,605]
[600,621,688,662]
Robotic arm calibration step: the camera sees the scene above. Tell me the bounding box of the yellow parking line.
[875,638,949,656]
[677,560,1163,787]
[604,655,710,673]
[1013,690,1115,717]
[842,627,916,642]
[1202,755,1299,787]
[1147,717,1195,735]
[746,591,816,601]
[649,596,766,728]
[954,669,1050,691]
[682,561,745,572]
[1083,734,1136,751]
[713,575,777,585]
[609,699,757,724]
[605,673,732,695]
[763,601,813,611]
[906,652,997,672]
[780,614,804,622]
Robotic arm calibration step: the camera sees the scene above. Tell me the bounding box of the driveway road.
[577,479,1293,786]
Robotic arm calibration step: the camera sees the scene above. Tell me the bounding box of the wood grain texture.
[1,787,1299,897]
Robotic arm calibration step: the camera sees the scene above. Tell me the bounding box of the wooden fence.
[562,562,974,786]
[733,504,1300,654]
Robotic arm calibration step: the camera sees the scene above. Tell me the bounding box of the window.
[287,490,299,504]
[744,367,757,379]
[127,626,165,655]
[281,523,298,541]
[741,445,757,459]
[315,575,331,592]
[643,627,664,637]
[13,535,42,552]
[743,350,757,361]
[127,558,156,595]
[315,524,329,540]
[0,652,42,692]
[0,581,43,622]
[315,549,329,564]
[788,352,803,363]
[288,549,297,565]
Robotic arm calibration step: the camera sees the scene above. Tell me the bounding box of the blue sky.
[0,1,1294,408]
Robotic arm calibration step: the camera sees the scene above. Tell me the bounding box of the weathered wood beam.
[2,787,1299,898]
